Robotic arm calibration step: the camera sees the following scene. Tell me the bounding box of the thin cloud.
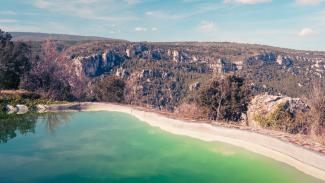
[0,19,18,23]
[145,11,189,20]
[33,0,137,21]
[133,27,158,32]
[296,0,324,5]
[224,0,271,4]
[151,27,158,31]
[2,24,41,32]
[0,11,17,15]
[134,27,147,32]
[198,21,217,32]
[297,28,316,36]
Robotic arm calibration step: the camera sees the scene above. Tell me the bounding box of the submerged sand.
[47,102,325,181]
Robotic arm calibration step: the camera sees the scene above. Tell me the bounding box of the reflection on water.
[0,112,71,143]
[41,113,70,134]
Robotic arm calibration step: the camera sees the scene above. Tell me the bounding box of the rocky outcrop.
[258,53,277,63]
[56,41,325,108]
[210,59,238,73]
[247,93,309,128]
[276,55,293,67]
[72,50,125,77]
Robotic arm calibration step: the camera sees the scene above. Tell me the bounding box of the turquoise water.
[0,111,323,183]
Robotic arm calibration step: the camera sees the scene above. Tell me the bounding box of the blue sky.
[0,0,324,50]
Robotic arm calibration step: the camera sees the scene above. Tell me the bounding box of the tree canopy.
[0,29,31,89]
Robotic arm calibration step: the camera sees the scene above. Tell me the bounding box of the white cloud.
[145,10,188,20]
[134,27,147,32]
[0,19,18,23]
[151,27,158,31]
[2,21,76,34]
[296,0,324,5]
[182,0,203,2]
[198,21,217,32]
[124,0,142,4]
[297,28,315,37]
[224,0,271,4]
[134,27,157,32]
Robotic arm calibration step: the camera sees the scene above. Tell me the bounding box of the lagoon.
[0,111,323,183]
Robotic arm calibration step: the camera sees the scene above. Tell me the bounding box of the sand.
[48,102,325,181]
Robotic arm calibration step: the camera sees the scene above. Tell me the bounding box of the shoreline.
[47,102,325,181]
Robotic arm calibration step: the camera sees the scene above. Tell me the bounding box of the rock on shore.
[5,105,17,114]
[247,93,309,128]
[16,105,29,114]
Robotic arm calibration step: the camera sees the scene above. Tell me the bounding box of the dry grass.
[174,102,206,120]
[305,83,325,144]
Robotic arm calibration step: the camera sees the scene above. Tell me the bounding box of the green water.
[0,111,323,183]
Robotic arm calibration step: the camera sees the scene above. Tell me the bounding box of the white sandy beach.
[48,102,325,181]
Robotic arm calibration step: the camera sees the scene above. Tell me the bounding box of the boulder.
[16,105,29,114]
[115,68,129,79]
[189,82,201,91]
[247,93,309,128]
[5,105,17,114]
[276,55,293,67]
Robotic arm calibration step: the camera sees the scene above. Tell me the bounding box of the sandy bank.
[48,102,325,181]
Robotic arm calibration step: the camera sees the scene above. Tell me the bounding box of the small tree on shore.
[198,75,251,121]
[0,29,31,89]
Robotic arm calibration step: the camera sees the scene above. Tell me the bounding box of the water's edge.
[47,102,325,181]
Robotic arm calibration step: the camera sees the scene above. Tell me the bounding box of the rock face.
[247,93,309,128]
[73,51,125,77]
[215,59,238,73]
[16,105,29,114]
[258,53,277,63]
[56,41,325,110]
